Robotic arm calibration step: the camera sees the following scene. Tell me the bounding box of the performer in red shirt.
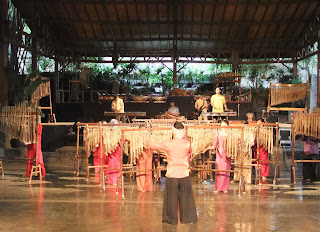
[147,122,197,225]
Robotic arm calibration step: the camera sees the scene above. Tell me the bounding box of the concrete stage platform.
[1,163,320,232]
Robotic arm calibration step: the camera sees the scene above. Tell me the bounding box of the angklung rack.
[264,83,309,118]
[290,112,320,184]
[74,120,281,198]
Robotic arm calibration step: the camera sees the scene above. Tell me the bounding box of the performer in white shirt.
[111,95,125,122]
[167,101,180,116]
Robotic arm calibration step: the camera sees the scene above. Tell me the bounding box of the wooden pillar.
[172,0,177,88]
[293,61,298,80]
[32,37,37,73]
[173,60,177,88]
[232,50,239,72]
[54,60,60,104]
[0,0,8,105]
[318,34,320,106]
[55,60,60,89]
[31,16,37,73]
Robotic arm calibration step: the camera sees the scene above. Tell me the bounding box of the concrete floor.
[1,163,320,232]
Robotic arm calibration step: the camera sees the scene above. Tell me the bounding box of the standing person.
[194,95,208,120]
[146,122,197,225]
[211,87,228,113]
[209,120,231,193]
[303,136,319,182]
[111,95,125,122]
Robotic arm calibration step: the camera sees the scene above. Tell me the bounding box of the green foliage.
[6,66,49,105]
[38,56,54,72]
[24,76,49,96]
[268,65,297,84]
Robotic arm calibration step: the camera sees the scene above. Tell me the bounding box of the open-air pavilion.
[0,1,320,231]
[1,0,320,105]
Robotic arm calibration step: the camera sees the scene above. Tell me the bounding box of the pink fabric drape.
[136,149,153,192]
[214,132,231,192]
[93,144,107,173]
[26,123,46,177]
[106,143,121,185]
[93,143,121,185]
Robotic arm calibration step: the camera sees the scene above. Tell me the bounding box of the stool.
[29,164,42,183]
[0,161,4,177]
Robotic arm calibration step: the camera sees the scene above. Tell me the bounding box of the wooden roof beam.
[40,0,319,6]
[41,18,312,26]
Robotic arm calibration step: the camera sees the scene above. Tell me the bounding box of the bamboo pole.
[274,122,280,184]
[291,113,296,184]
[256,121,261,186]
[74,123,80,176]
[85,124,90,182]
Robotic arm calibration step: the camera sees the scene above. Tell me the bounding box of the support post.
[293,61,298,80]
[74,123,80,176]
[317,33,320,107]
[0,0,8,106]
[173,60,177,88]
[31,18,37,73]
[32,39,37,73]
[291,113,296,184]
[54,60,60,103]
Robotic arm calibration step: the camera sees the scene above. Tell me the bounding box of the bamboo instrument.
[270,83,307,106]
[293,112,320,139]
[31,77,51,102]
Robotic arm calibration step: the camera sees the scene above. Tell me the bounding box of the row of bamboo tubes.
[270,83,307,106]
[293,112,320,139]
[80,122,276,171]
[0,103,37,144]
[78,121,278,194]
[31,78,51,103]
[291,112,320,184]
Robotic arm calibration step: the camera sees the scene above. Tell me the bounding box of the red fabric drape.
[25,123,46,177]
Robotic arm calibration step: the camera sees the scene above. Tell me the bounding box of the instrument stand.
[237,103,240,120]
[37,91,56,123]
[29,116,42,183]
[29,163,42,183]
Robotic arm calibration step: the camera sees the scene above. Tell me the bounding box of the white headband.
[172,127,185,139]
[110,119,119,124]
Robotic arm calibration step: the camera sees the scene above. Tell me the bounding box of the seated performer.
[146,122,197,225]
[211,87,228,113]
[195,95,208,120]
[209,119,231,193]
[246,112,254,122]
[167,101,180,116]
[111,95,125,122]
